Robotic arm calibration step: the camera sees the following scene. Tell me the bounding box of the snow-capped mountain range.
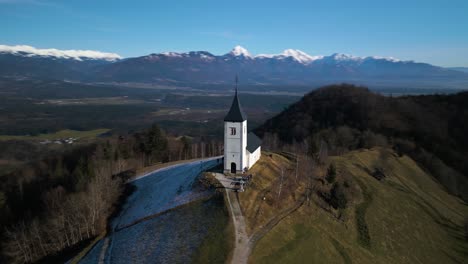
[151,45,401,65]
[256,49,323,64]
[0,44,121,61]
[1,44,467,88]
[0,44,401,64]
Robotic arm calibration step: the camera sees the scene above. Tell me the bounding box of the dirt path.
[98,238,110,264]
[215,173,308,264]
[225,189,251,264]
[214,173,251,263]
[132,155,222,182]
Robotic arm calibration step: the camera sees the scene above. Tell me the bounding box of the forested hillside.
[255,84,468,201]
[0,125,222,263]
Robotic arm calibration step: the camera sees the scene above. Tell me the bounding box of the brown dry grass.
[238,152,307,235]
[250,147,468,264]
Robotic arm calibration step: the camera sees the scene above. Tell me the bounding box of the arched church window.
[230,127,236,135]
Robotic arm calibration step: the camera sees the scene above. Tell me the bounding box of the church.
[223,78,261,174]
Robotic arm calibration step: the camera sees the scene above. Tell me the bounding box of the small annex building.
[223,78,261,174]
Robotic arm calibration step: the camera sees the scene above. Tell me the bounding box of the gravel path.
[225,189,251,264]
[215,173,309,264]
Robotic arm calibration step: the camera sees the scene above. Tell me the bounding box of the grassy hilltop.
[240,148,468,264]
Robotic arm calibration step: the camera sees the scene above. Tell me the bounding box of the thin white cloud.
[0,44,122,61]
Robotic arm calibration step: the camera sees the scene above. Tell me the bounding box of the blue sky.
[1,0,467,66]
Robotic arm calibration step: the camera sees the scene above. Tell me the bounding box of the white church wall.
[224,121,247,172]
[241,122,248,171]
[247,146,261,169]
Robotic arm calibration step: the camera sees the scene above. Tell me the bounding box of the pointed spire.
[224,75,247,122]
[235,74,238,94]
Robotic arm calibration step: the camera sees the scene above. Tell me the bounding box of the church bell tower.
[224,76,247,174]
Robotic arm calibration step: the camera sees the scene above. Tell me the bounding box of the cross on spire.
[224,75,246,122]
[235,74,238,94]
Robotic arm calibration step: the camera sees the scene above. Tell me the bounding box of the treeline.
[256,84,468,201]
[0,124,222,263]
[3,161,121,263]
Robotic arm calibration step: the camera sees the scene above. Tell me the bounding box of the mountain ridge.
[1,44,468,88]
[0,44,121,61]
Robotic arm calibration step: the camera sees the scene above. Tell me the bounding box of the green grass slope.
[251,148,468,264]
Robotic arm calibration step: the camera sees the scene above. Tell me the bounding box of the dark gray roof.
[247,132,262,153]
[224,91,247,122]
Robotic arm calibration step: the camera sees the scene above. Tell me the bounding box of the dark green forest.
[256,84,468,201]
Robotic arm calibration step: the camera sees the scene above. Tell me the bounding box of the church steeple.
[235,74,238,94]
[224,75,247,122]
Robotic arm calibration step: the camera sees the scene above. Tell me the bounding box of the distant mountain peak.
[329,53,361,61]
[326,53,403,63]
[281,49,323,63]
[0,44,121,61]
[159,51,215,61]
[160,51,183,57]
[256,49,323,64]
[368,56,401,62]
[228,45,251,57]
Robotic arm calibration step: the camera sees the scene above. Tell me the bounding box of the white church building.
[223,79,261,174]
